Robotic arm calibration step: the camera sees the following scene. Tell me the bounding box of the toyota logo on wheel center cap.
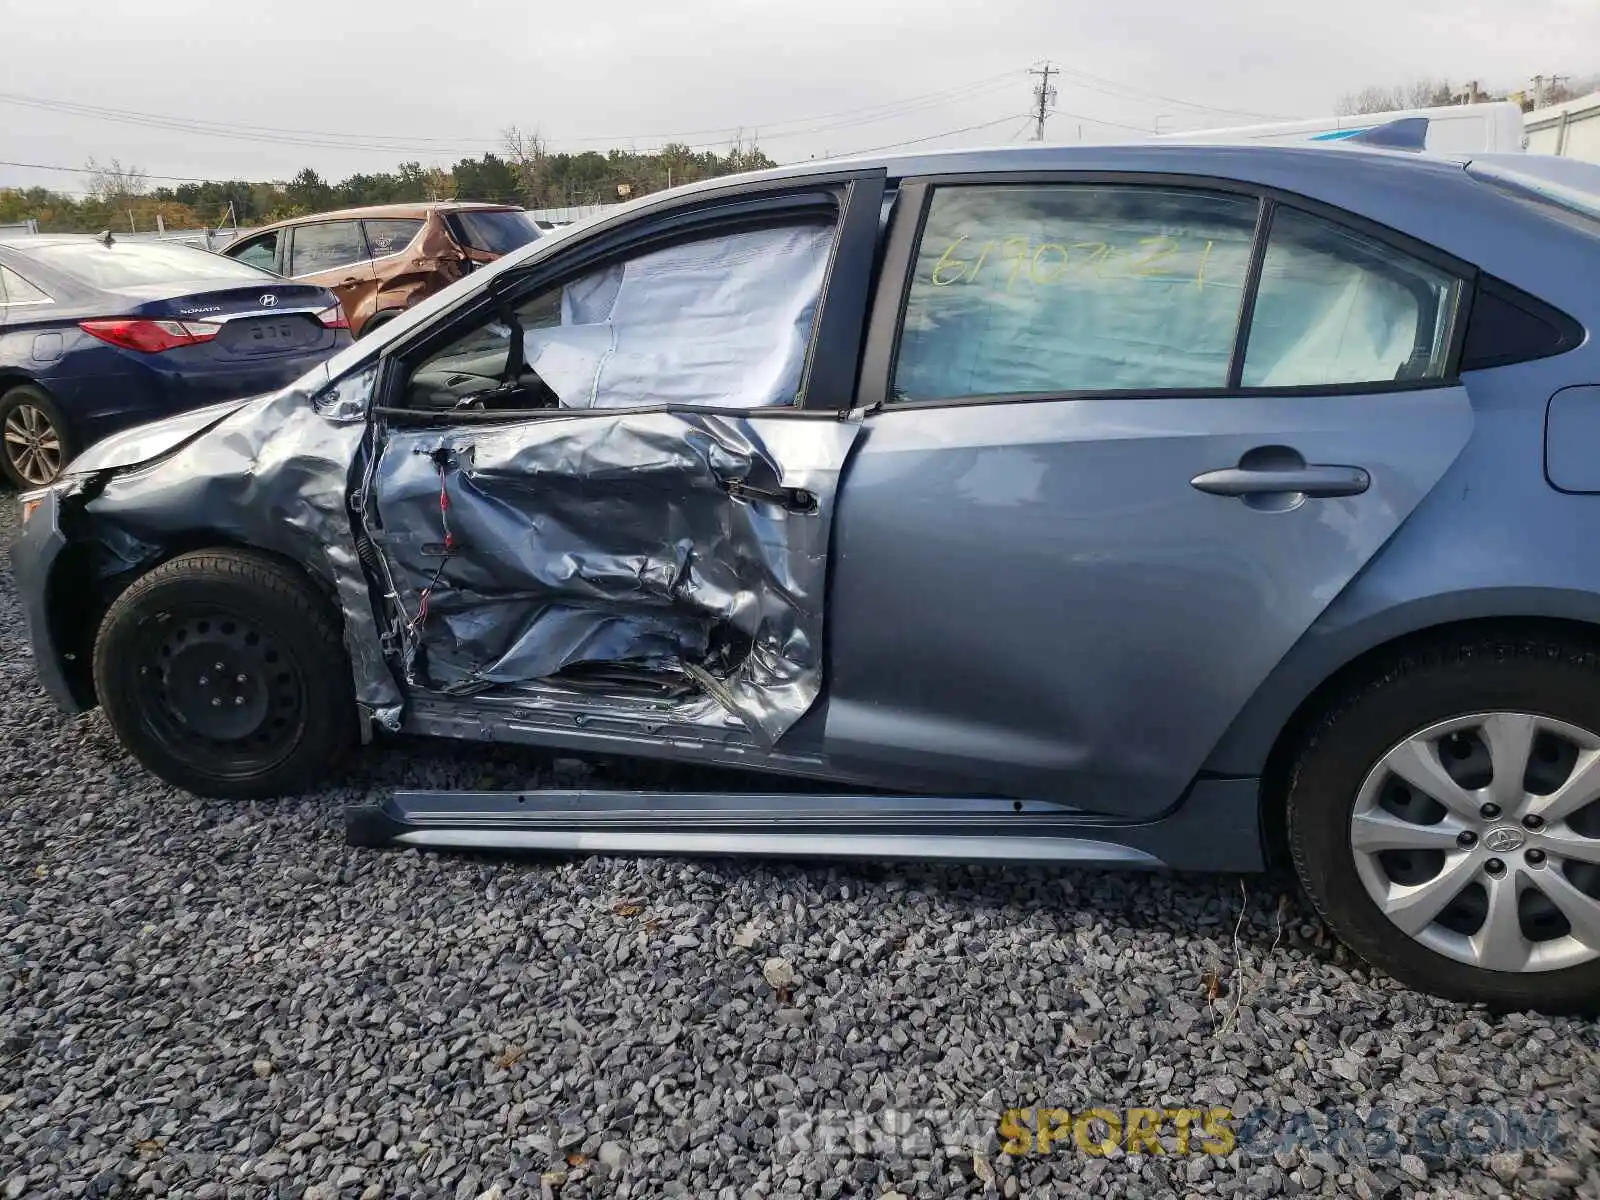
[1483,826,1526,853]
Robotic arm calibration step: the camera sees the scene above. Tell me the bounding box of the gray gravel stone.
[1,489,1597,1199]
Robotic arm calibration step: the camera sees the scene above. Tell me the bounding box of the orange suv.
[222,202,542,338]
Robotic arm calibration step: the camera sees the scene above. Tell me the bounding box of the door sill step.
[343,782,1266,870]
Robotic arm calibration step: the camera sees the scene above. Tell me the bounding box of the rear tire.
[1287,629,1600,1013]
[0,383,75,488]
[93,549,357,799]
[357,309,404,339]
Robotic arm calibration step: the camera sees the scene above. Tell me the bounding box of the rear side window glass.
[230,231,280,272]
[290,222,369,276]
[0,265,51,303]
[892,185,1259,401]
[445,210,540,255]
[1241,209,1463,388]
[364,219,424,257]
[1460,276,1583,371]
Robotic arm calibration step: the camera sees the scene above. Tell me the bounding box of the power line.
[1051,65,1290,121]
[0,74,1026,157]
[0,66,1282,183]
[563,72,1027,143]
[833,113,1038,156]
[0,158,224,184]
[3,114,1034,194]
[1052,107,1161,134]
[0,100,1154,198]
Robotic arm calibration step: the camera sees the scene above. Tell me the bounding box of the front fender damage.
[57,372,403,733]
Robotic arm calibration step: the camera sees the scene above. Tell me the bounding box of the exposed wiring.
[409,457,458,636]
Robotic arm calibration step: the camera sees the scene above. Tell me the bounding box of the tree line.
[6,72,1596,234]
[0,132,778,234]
[1338,73,1596,115]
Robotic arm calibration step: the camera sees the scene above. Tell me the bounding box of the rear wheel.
[0,384,74,488]
[1287,630,1600,1012]
[358,309,404,339]
[93,549,357,799]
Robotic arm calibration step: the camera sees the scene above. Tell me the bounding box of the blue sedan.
[12,130,1600,1008]
[0,234,350,486]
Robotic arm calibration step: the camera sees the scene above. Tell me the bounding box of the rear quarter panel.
[367,212,470,330]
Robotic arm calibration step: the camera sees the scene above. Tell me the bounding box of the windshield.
[446,209,541,256]
[25,240,277,288]
[1469,156,1600,233]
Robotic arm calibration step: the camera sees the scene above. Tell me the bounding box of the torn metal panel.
[67,369,403,717]
[369,410,860,744]
[366,209,473,321]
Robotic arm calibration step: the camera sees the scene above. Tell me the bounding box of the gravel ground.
[1,487,1598,1200]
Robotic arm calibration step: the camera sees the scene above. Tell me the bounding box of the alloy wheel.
[2,403,64,486]
[1351,712,1600,973]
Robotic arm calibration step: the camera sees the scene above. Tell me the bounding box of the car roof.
[252,201,522,231]
[544,141,1479,246]
[0,232,139,250]
[758,139,1473,187]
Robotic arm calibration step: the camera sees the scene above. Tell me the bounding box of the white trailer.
[1154,101,1526,154]
[1524,92,1600,164]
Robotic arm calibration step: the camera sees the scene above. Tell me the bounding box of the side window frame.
[859,172,1478,411]
[370,169,888,423]
[226,229,283,274]
[0,264,54,306]
[287,220,371,279]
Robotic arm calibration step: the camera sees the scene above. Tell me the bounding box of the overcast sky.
[0,0,1594,196]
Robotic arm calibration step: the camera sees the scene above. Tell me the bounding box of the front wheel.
[93,549,357,799]
[1287,630,1600,1013]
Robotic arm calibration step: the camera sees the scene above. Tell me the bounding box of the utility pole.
[1029,62,1058,141]
[1541,74,1570,108]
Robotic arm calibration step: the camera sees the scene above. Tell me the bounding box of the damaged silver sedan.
[14,137,1600,1010]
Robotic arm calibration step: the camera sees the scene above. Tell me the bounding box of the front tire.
[1287,629,1600,1013]
[93,549,357,799]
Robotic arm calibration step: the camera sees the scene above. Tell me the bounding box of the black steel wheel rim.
[133,608,309,779]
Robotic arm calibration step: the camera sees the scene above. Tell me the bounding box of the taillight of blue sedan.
[0,234,351,487]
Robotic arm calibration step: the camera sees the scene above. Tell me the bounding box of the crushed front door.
[359,172,884,746]
[368,410,859,744]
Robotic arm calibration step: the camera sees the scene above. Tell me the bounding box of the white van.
[1155,101,1526,155]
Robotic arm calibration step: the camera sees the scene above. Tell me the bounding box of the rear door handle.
[1190,464,1370,498]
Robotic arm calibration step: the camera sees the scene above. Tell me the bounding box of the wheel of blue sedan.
[1287,632,1600,1012]
[92,549,357,799]
[0,384,73,488]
